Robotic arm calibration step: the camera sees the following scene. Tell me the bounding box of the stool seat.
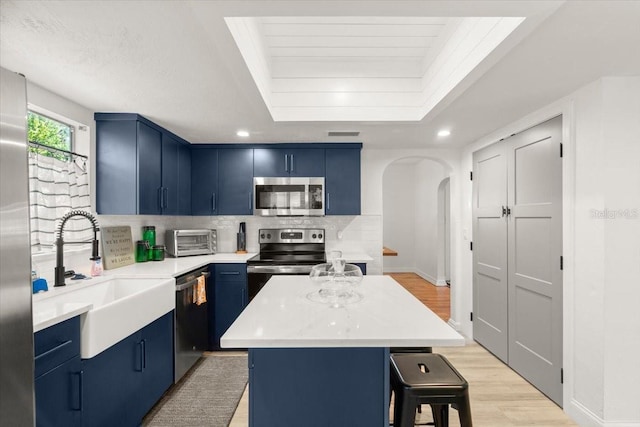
[390,347,433,354]
[390,353,472,427]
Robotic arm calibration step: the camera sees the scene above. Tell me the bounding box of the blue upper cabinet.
[161,133,192,215]
[325,147,362,215]
[137,122,163,215]
[254,147,325,177]
[95,113,191,215]
[177,141,192,215]
[95,119,138,214]
[191,146,218,215]
[218,148,254,215]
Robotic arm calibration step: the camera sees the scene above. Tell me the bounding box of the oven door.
[247,264,314,301]
[254,177,324,216]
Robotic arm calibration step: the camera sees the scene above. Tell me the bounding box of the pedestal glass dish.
[308,261,363,307]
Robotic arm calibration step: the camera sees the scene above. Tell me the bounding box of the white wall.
[382,164,416,272]
[459,76,640,426]
[600,77,640,424]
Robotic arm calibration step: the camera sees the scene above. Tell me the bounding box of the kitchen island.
[221,275,465,427]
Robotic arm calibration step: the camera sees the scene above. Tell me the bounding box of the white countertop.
[221,275,464,348]
[32,252,256,332]
[338,252,374,263]
[101,252,256,277]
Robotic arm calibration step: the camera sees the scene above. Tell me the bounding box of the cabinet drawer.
[215,264,247,282]
[34,316,80,378]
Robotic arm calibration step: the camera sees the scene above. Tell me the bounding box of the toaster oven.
[165,229,217,257]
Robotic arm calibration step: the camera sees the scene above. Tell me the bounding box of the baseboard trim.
[414,269,438,285]
[448,319,461,331]
[565,398,605,427]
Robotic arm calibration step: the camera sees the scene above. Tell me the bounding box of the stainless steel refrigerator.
[0,67,35,425]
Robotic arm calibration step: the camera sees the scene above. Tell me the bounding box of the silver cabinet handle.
[326,192,330,211]
[163,187,168,209]
[290,154,294,173]
[284,154,289,172]
[502,206,507,217]
[212,193,216,213]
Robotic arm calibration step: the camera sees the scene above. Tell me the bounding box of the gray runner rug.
[144,355,248,427]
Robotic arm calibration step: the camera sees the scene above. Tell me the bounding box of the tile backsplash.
[98,214,383,274]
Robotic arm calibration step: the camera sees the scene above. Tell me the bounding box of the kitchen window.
[27,109,91,252]
[28,110,74,161]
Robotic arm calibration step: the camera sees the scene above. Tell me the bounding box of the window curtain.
[28,153,91,252]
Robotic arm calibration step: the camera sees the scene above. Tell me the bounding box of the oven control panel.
[258,228,325,244]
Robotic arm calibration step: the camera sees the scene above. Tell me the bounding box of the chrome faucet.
[54,210,100,287]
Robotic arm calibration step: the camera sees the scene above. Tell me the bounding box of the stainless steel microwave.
[254,177,325,216]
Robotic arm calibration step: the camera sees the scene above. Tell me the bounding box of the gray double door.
[472,116,563,406]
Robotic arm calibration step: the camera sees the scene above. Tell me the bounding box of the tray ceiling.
[226,16,524,121]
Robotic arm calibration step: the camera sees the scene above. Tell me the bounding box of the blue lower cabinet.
[82,312,174,426]
[213,263,248,349]
[249,347,389,427]
[34,316,82,427]
[35,355,82,427]
[135,312,174,421]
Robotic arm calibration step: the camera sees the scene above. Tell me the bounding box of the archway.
[382,157,448,284]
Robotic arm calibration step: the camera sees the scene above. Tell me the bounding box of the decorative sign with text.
[101,226,134,270]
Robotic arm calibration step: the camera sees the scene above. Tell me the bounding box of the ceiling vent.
[328,131,360,137]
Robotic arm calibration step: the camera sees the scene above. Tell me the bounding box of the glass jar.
[151,245,165,261]
[135,240,149,262]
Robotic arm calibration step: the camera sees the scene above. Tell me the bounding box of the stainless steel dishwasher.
[174,266,210,383]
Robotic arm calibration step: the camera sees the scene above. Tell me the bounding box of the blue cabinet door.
[177,141,192,215]
[82,332,141,426]
[218,148,254,215]
[96,120,138,214]
[137,121,163,215]
[35,356,82,427]
[254,148,325,177]
[288,148,325,177]
[83,313,174,426]
[325,148,361,215]
[191,147,218,215]
[161,133,179,215]
[213,264,248,349]
[253,148,287,177]
[135,312,174,422]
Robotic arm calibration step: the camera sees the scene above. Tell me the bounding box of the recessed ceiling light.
[236,130,250,137]
[437,129,451,137]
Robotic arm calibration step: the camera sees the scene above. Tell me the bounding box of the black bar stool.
[390,353,472,427]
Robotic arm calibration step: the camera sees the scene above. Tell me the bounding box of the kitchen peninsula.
[221,275,465,427]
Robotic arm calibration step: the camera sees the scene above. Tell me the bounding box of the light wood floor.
[229,273,576,426]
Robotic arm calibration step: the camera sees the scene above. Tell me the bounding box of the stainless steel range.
[246,228,326,300]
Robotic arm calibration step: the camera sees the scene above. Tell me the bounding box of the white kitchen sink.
[67,277,175,358]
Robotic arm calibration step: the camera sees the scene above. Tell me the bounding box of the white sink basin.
[66,277,175,358]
